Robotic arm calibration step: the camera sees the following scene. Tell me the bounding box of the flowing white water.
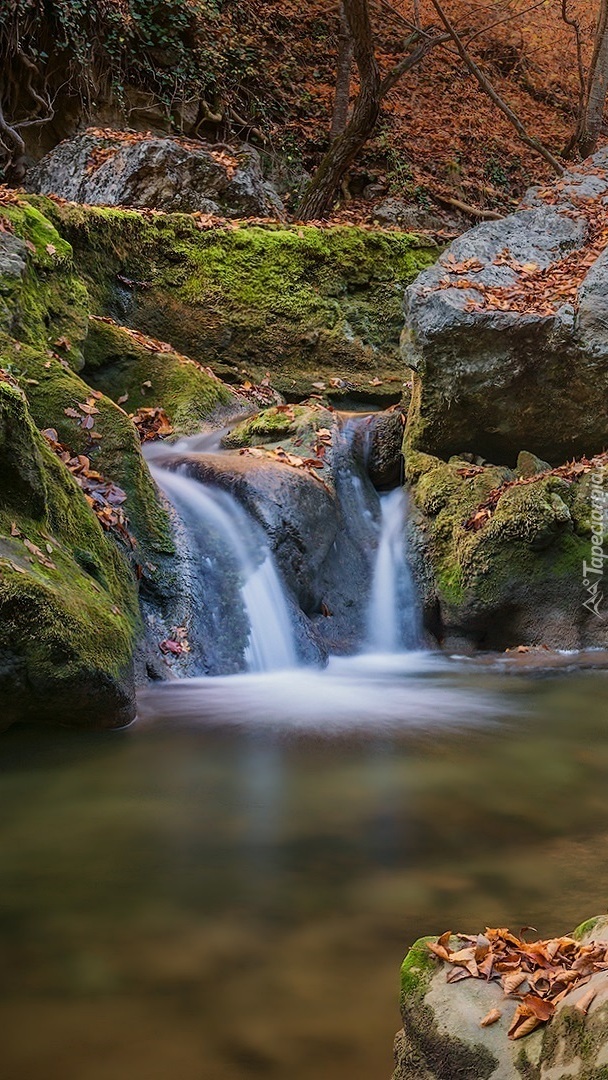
[150,465,298,672]
[366,487,420,653]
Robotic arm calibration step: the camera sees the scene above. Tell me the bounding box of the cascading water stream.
[149,464,298,673]
[366,487,420,653]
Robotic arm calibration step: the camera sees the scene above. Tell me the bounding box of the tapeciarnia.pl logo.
[582,471,608,616]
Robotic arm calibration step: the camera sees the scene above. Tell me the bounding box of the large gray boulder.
[403,149,608,465]
[26,130,285,218]
[394,916,608,1080]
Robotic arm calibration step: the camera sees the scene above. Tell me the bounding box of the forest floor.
[211,0,600,223]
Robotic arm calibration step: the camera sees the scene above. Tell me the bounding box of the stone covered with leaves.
[403,149,608,466]
[27,131,285,219]
[394,917,608,1080]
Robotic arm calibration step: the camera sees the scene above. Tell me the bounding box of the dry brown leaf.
[480,1008,502,1027]
[575,987,598,1015]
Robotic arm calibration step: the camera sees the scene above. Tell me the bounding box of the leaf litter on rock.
[42,429,135,548]
[463,450,608,532]
[428,927,608,1039]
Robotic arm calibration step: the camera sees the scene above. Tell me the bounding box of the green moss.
[1,336,174,561]
[37,199,438,389]
[400,937,441,1003]
[0,381,138,727]
[409,452,602,646]
[572,916,603,941]
[223,403,330,449]
[83,317,234,435]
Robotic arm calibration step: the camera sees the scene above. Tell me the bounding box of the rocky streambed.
[1,145,608,725]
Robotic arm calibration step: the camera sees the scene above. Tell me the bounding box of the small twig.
[434,193,504,220]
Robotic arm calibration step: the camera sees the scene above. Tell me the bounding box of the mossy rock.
[407,451,608,650]
[83,317,237,435]
[394,918,608,1080]
[0,381,138,728]
[222,402,334,452]
[37,199,437,393]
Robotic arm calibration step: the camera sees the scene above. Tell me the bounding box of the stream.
[2,413,608,1079]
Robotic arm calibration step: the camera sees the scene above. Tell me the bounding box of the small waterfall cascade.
[366,487,420,653]
[150,464,298,673]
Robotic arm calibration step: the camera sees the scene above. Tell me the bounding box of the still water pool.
[1,655,608,1079]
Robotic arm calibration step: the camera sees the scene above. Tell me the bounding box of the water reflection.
[0,665,607,1079]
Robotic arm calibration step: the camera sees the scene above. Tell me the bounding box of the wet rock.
[364,409,405,489]
[403,148,608,464]
[27,130,285,218]
[160,445,379,655]
[393,916,608,1080]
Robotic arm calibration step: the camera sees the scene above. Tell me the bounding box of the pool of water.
[1,657,608,1079]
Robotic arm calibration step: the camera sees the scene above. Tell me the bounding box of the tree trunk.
[299,0,380,220]
[578,0,608,158]
[330,2,354,139]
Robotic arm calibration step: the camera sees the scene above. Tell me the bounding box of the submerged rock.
[403,148,608,464]
[27,130,285,219]
[394,916,608,1080]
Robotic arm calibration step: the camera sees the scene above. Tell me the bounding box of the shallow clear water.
[1,660,608,1080]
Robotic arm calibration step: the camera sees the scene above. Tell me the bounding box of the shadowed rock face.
[393,917,608,1080]
[27,131,285,218]
[403,149,608,466]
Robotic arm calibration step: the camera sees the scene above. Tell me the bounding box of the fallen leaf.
[575,987,598,1015]
[480,1009,502,1027]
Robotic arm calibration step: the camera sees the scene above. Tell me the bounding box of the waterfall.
[150,465,298,673]
[366,487,420,653]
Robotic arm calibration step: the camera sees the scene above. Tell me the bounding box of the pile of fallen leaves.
[0,185,24,206]
[159,625,191,658]
[432,180,608,319]
[464,450,608,532]
[240,442,327,473]
[131,407,174,442]
[42,428,134,547]
[428,927,608,1039]
[63,391,104,439]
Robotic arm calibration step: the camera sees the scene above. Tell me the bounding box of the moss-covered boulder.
[83,316,238,436]
[0,200,174,571]
[0,379,138,727]
[394,917,608,1080]
[222,402,336,452]
[39,199,437,400]
[407,450,608,650]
